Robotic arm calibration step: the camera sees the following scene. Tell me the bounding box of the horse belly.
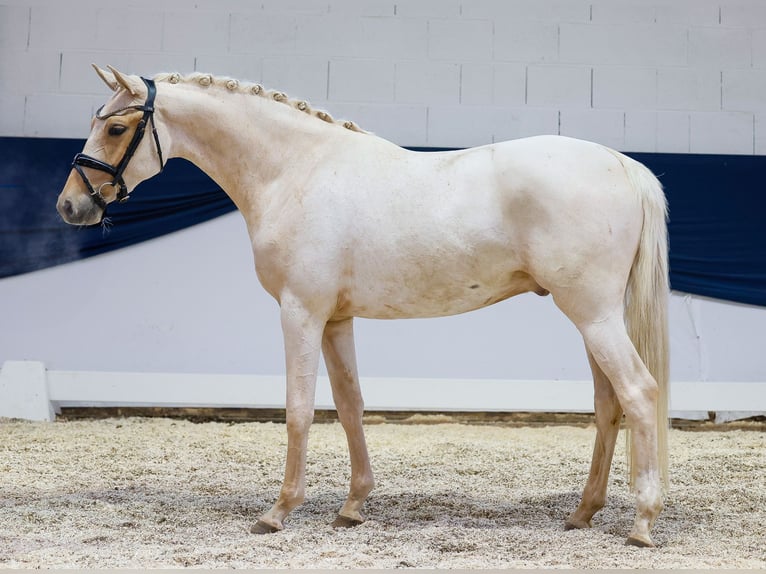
[338,254,540,320]
[326,146,543,320]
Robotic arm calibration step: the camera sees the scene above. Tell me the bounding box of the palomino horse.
[57,65,669,547]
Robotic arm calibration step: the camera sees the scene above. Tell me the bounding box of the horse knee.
[335,402,364,429]
[285,407,314,436]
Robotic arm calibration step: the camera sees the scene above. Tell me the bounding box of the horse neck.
[159,83,329,218]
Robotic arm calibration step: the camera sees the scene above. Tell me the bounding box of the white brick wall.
[527,65,591,107]
[1,0,765,154]
[329,59,394,103]
[395,61,460,105]
[593,67,656,109]
[263,56,329,102]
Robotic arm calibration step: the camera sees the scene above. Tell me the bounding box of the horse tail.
[616,151,670,490]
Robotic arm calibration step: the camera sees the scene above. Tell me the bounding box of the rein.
[71,77,164,211]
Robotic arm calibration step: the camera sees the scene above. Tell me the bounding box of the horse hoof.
[564,518,591,530]
[331,514,364,529]
[250,519,280,535]
[625,535,655,548]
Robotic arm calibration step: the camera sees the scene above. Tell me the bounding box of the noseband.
[71,77,164,211]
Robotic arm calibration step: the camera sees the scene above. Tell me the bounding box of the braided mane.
[152,72,367,134]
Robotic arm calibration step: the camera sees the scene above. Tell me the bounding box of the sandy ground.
[0,417,764,569]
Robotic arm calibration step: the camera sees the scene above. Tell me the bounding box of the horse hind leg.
[565,350,623,530]
[322,318,375,528]
[577,314,663,547]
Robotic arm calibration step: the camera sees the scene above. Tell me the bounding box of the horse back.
[253,135,643,320]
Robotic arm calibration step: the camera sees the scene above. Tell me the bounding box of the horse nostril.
[62,198,74,218]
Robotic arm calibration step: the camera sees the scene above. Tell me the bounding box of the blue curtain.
[1,137,764,307]
[631,152,766,307]
[0,137,235,278]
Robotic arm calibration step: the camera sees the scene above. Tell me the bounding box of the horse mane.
[152,72,367,134]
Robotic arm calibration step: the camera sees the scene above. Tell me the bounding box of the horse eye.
[108,124,127,136]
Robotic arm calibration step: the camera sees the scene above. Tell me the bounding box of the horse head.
[56,65,166,225]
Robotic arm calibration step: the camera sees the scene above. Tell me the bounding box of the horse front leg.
[322,318,375,528]
[252,299,325,534]
[566,350,623,530]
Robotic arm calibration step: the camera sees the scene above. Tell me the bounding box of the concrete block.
[690,111,754,155]
[194,54,262,83]
[29,5,98,51]
[0,5,30,51]
[93,7,164,52]
[428,18,493,62]
[756,114,766,155]
[493,62,527,106]
[657,67,721,111]
[460,63,493,105]
[720,2,766,27]
[395,0,460,18]
[295,14,427,59]
[560,23,686,66]
[395,61,460,105]
[329,59,395,103]
[656,111,690,153]
[526,65,591,107]
[153,0,255,8]
[723,69,766,113]
[295,13,356,57]
[324,103,428,147]
[495,21,559,63]
[590,2,656,24]
[625,110,694,153]
[354,17,428,59]
[230,12,297,54]
[656,1,720,25]
[0,50,60,96]
[0,361,54,422]
[128,53,197,77]
[754,29,766,68]
[62,52,132,95]
[24,93,100,138]
[624,110,657,152]
[688,27,751,68]
[593,66,656,109]
[262,0,329,13]
[462,0,590,23]
[493,107,560,140]
[61,52,195,94]
[262,56,329,102]
[0,95,25,136]
[559,108,625,150]
[427,105,496,148]
[329,0,394,17]
[162,10,230,54]
[427,106,558,148]
[460,62,525,106]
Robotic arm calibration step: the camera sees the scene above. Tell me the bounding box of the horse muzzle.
[56,187,105,226]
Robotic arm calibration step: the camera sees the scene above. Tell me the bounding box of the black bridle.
[71,77,164,211]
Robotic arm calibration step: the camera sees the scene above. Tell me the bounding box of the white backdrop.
[1,1,765,414]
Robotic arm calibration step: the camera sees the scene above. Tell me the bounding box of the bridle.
[71,77,164,211]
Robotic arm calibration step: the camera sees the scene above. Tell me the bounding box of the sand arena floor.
[0,417,764,569]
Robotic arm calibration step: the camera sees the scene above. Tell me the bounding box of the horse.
[57,65,669,547]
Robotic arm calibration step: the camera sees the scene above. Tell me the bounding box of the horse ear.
[106,65,143,97]
[92,64,118,91]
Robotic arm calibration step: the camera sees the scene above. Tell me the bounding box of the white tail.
[618,152,670,489]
